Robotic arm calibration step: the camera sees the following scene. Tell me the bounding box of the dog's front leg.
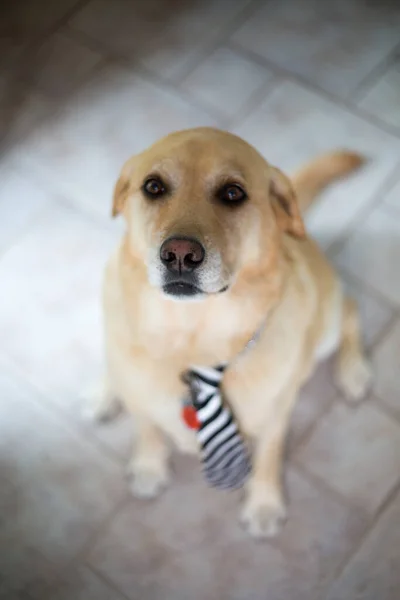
[128,414,170,499]
[239,383,298,539]
[222,333,303,539]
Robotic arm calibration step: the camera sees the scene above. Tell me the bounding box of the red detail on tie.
[182,405,200,430]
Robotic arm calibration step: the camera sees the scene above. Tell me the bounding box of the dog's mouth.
[163,281,201,298]
[162,281,229,299]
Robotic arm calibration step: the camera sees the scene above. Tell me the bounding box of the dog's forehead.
[138,131,264,182]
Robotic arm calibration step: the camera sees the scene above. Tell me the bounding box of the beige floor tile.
[0,370,126,566]
[11,64,216,219]
[334,205,400,305]
[49,567,125,600]
[0,202,117,395]
[327,488,400,600]
[287,358,337,453]
[0,165,50,253]
[181,46,273,118]
[23,31,103,98]
[358,62,400,131]
[143,541,308,600]
[384,174,400,213]
[296,401,400,515]
[289,276,392,452]
[340,274,394,348]
[87,455,366,599]
[232,0,400,98]
[2,0,79,35]
[0,0,79,74]
[234,80,400,249]
[0,77,53,149]
[372,318,400,417]
[274,468,367,594]
[0,541,58,599]
[70,0,252,80]
[136,0,254,83]
[0,38,29,81]
[0,202,131,458]
[81,410,134,462]
[88,456,312,600]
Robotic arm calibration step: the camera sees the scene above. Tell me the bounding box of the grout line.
[61,1,279,131]
[339,269,396,319]
[48,0,92,31]
[293,459,370,516]
[122,59,224,126]
[289,393,365,513]
[324,477,400,599]
[367,310,400,352]
[2,0,92,81]
[41,495,131,600]
[0,0,100,157]
[62,0,270,126]
[336,264,400,313]
[76,496,131,566]
[325,159,400,259]
[86,565,134,600]
[288,391,338,457]
[293,389,400,598]
[370,392,400,427]
[335,310,400,403]
[227,40,400,140]
[0,354,129,468]
[169,0,268,85]
[347,111,400,139]
[289,394,393,517]
[0,169,119,262]
[226,74,283,130]
[61,23,118,55]
[54,192,122,234]
[0,149,123,244]
[111,58,228,128]
[51,26,227,126]
[378,199,400,220]
[349,40,400,104]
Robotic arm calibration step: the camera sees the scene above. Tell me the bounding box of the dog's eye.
[218,184,247,204]
[143,177,166,198]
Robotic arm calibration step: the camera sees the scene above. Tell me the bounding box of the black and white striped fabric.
[182,364,252,490]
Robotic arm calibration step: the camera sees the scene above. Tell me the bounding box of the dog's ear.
[112,158,136,218]
[112,175,130,218]
[269,166,305,239]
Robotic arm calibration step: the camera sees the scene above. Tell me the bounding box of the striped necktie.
[182,364,252,490]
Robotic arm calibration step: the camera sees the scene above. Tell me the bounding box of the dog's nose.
[160,237,205,274]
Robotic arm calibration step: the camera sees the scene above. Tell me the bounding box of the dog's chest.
[136,293,264,364]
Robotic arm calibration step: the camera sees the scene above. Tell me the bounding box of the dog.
[86,127,371,538]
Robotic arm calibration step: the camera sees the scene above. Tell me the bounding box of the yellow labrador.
[87,128,371,538]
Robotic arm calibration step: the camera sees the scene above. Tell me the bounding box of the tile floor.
[1,0,400,598]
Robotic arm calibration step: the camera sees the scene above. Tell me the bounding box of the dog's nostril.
[184,252,196,266]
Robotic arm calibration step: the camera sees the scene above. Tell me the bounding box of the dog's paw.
[240,491,287,539]
[128,464,169,499]
[81,383,121,423]
[338,354,372,402]
[82,398,121,423]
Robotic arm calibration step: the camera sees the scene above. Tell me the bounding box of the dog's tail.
[292,151,365,213]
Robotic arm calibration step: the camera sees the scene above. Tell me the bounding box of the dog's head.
[112,128,305,301]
